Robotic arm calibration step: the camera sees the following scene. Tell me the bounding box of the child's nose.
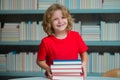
[58,18,63,23]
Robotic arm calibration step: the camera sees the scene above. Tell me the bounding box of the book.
[52,72,82,76]
[53,60,82,65]
[52,69,82,72]
[51,60,84,80]
[51,64,82,68]
[52,76,84,80]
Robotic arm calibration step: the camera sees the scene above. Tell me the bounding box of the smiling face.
[42,4,74,35]
[51,10,68,34]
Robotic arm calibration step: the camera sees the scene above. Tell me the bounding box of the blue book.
[77,0,80,9]
[88,53,92,72]
[53,60,82,65]
[65,0,69,9]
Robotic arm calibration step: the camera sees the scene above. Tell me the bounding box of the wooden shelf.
[0,41,120,54]
[0,72,45,77]
[0,41,120,46]
[86,41,120,46]
[0,72,101,77]
[0,9,119,22]
[0,9,120,14]
[0,41,40,45]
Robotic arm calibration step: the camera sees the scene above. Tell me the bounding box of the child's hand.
[82,61,87,77]
[46,68,53,79]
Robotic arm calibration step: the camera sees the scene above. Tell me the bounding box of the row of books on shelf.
[81,21,120,41]
[103,0,120,9]
[0,21,46,41]
[87,52,120,73]
[0,0,38,10]
[0,0,120,10]
[0,21,120,41]
[0,51,120,74]
[0,52,42,72]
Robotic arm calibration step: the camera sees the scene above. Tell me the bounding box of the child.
[37,3,88,79]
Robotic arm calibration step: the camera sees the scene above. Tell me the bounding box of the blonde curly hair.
[42,4,74,35]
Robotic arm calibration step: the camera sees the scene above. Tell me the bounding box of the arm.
[36,59,52,79]
[80,51,88,77]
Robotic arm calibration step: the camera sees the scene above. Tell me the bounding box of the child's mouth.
[57,24,64,27]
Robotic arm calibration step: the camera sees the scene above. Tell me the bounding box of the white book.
[52,69,82,73]
[53,72,82,76]
[51,64,82,69]
[53,76,84,80]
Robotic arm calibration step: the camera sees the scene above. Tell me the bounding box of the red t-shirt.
[37,31,88,66]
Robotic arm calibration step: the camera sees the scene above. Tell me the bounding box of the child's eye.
[62,16,65,19]
[53,18,58,21]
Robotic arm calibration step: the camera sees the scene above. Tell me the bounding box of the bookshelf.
[0,0,120,77]
[0,9,120,53]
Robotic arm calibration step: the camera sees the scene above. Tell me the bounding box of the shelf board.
[0,41,119,53]
[0,9,120,14]
[0,41,120,46]
[70,9,120,13]
[0,41,40,45]
[0,72,45,77]
[85,41,120,46]
[87,72,102,76]
[0,72,101,77]
[0,10,45,14]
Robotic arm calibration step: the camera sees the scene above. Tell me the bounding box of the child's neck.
[55,31,67,39]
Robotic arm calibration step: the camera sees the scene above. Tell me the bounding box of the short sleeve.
[37,39,47,61]
[76,32,88,54]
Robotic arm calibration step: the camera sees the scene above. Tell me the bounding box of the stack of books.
[51,60,84,80]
